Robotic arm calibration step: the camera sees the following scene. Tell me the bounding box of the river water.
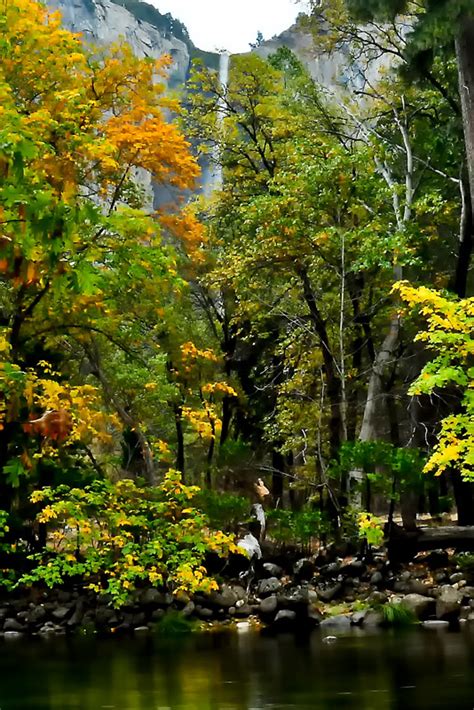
[0,627,473,709]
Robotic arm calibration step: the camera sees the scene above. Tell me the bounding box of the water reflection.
[0,627,474,709]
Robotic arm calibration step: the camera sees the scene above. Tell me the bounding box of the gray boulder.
[28,605,47,625]
[262,562,283,578]
[400,594,435,620]
[294,558,315,580]
[317,583,342,602]
[3,618,25,632]
[51,606,72,622]
[258,577,282,597]
[320,614,351,629]
[422,620,449,629]
[436,585,462,620]
[210,585,239,609]
[259,595,278,615]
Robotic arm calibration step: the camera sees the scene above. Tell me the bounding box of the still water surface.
[0,627,473,709]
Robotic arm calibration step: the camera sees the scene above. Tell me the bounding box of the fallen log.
[387,524,474,563]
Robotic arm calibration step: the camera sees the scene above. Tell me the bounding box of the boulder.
[401,594,435,620]
[51,606,72,622]
[352,611,366,626]
[197,607,213,620]
[370,571,383,586]
[27,605,47,625]
[320,614,351,629]
[317,583,342,602]
[450,572,464,584]
[262,562,283,578]
[422,620,449,629]
[181,602,195,618]
[258,577,282,597]
[4,631,23,639]
[259,595,278,615]
[210,585,239,609]
[234,604,253,618]
[436,585,462,620]
[3,618,25,632]
[294,559,315,581]
[273,609,297,629]
[362,610,384,627]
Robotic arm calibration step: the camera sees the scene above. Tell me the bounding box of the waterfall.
[205,51,230,196]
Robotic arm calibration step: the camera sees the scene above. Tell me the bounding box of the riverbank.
[2,545,473,638]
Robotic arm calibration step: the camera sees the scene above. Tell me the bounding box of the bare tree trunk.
[457,15,474,214]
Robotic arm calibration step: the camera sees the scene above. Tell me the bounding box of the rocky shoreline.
[2,548,473,639]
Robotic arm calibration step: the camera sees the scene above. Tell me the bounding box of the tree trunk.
[457,15,474,217]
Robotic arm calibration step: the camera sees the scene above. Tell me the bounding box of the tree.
[0,0,199,497]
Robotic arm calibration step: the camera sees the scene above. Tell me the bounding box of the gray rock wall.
[46,0,190,86]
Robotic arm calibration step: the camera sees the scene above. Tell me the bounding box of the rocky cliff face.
[46,0,190,86]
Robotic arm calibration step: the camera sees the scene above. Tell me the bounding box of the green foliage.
[194,490,250,532]
[154,610,197,635]
[18,471,239,607]
[382,600,418,627]
[266,508,330,546]
[358,512,385,546]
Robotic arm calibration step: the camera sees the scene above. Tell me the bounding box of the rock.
[67,600,85,627]
[95,607,119,626]
[408,580,432,596]
[259,595,278,615]
[362,610,384,627]
[140,588,163,606]
[317,583,342,603]
[425,550,449,570]
[322,635,338,644]
[370,571,383,586]
[367,591,388,605]
[51,605,72,622]
[273,609,297,628]
[320,615,351,629]
[197,607,213,620]
[4,631,23,639]
[234,604,253,618]
[258,577,282,597]
[57,590,72,604]
[294,559,315,581]
[210,585,239,609]
[262,562,283,578]
[131,612,145,627]
[340,560,366,577]
[27,605,47,625]
[151,608,165,622]
[304,588,319,604]
[461,586,474,602]
[181,602,195,618]
[436,585,462,620]
[351,610,367,626]
[422,620,450,629]
[401,594,435,620]
[279,588,307,608]
[434,571,449,584]
[132,626,149,635]
[322,561,341,577]
[308,605,322,625]
[3,618,25,632]
[450,572,465,584]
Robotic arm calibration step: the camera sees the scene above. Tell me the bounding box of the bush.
[194,490,250,532]
[266,508,330,546]
[18,471,240,607]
